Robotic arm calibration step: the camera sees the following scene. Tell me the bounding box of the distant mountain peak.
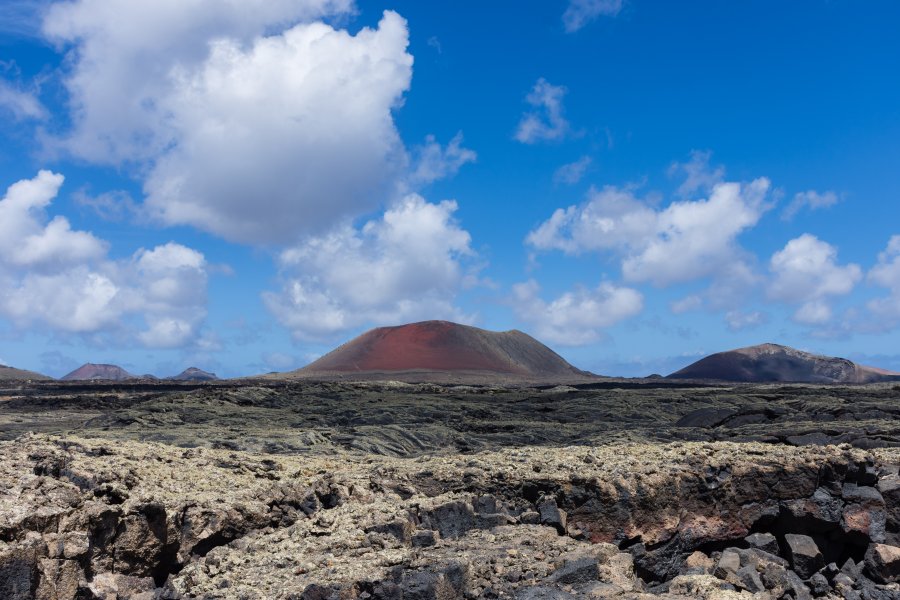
[289,320,590,382]
[168,367,218,381]
[0,364,53,381]
[668,343,899,384]
[61,363,136,382]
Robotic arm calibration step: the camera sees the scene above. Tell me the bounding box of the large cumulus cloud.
[44,2,415,244]
[0,171,209,347]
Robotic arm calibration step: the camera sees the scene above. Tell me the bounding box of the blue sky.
[0,0,899,378]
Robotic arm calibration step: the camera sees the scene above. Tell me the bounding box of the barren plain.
[2,378,900,599]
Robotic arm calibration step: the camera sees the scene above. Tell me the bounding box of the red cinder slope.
[61,363,137,382]
[298,320,587,378]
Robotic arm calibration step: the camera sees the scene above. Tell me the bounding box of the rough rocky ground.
[1,379,900,599]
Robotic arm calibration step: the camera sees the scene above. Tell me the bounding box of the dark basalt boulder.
[865,543,900,583]
[784,534,825,579]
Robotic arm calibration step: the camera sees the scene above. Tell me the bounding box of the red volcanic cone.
[61,363,137,382]
[298,320,588,379]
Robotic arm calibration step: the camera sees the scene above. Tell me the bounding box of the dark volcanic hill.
[293,320,591,381]
[61,363,137,382]
[0,364,52,381]
[667,343,900,384]
[168,367,219,382]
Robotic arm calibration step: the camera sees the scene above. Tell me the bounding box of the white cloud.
[725,310,767,331]
[867,235,900,325]
[553,156,592,185]
[528,177,772,287]
[515,78,571,144]
[0,170,107,269]
[622,180,770,286]
[73,189,138,222]
[0,172,209,347]
[146,11,412,244]
[43,3,418,244]
[562,0,623,33]
[512,279,642,346]
[138,318,195,348]
[703,260,762,311]
[407,133,477,188]
[42,0,354,162]
[870,236,900,288]
[527,185,655,255]
[2,268,120,333]
[782,190,839,220]
[263,194,476,340]
[668,262,761,321]
[793,301,833,325]
[129,243,208,347]
[768,234,861,324]
[0,79,46,120]
[669,150,725,198]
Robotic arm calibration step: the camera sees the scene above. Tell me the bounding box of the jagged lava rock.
[668,343,900,383]
[745,532,780,555]
[4,433,900,599]
[60,363,137,381]
[784,533,824,579]
[865,543,900,583]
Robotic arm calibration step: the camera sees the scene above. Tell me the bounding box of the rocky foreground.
[1,380,900,599]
